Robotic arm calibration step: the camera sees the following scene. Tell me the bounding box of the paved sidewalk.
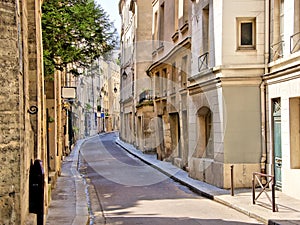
[46,139,89,225]
[116,138,300,225]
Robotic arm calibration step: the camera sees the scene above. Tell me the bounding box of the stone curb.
[70,139,89,225]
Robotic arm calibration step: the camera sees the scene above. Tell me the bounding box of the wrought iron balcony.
[139,90,153,104]
[290,32,300,54]
[198,52,209,72]
[271,40,284,61]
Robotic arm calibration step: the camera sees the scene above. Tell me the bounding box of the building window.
[155,71,160,97]
[153,11,159,50]
[162,68,167,96]
[291,0,300,53]
[181,56,187,88]
[237,18,256,50]
[241,23,253,45]
[289,97,300,169]
[170,63,177,93]
[270,0,285,60]
[280,0,284,41]
[159,3,165,44]
[178,0,188,28]
[202,5,209,54]
[174,0,179,31]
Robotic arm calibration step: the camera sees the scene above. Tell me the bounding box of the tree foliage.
[42,0,118,77]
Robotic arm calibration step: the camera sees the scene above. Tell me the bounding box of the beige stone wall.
[136,104,155,152]
[188,80,262,188]
[119,0,153,145]
[222,86,261,163]
[0,0,25,223]
[0,0,46,224]
[188,0,265,189]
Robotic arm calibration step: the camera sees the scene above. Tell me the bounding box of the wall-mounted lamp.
[122,70,127,79]
[80,78,85,88]
[114,87,118,93]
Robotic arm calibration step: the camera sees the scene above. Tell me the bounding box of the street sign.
[62,87,76,99]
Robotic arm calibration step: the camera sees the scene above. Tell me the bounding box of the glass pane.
[241,22,253,45]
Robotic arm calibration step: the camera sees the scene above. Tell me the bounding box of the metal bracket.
[28,106,38,115]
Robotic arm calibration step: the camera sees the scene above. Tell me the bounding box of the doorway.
[169,112,181,158]
[272,98,282,189]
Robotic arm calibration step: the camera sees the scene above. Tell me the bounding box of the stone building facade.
[119,0,300,200]
[73,53,120,138]
[119,0,154,151]
[263,0,300,200]
[188,0,264,189]
[0,0,48,224]
[147,0,191,166]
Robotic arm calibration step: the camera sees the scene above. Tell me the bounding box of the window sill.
[172,31,179,42]
[179,21,189,34]
[236,46,256,51]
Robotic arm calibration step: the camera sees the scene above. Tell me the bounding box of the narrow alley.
[79,133,262,225]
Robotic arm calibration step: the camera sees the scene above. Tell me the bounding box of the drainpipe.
[260,0,270,176]
[260,81,267,175]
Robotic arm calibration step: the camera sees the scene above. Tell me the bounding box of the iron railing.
[252,172,278,212]
[139,90,153,104]
[271,41,284,61]
[290,32,300,53]
[198,52,209,72]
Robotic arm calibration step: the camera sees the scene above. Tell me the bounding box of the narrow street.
[79,133,262,225]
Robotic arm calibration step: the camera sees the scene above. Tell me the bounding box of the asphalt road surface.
[79,133,263,225]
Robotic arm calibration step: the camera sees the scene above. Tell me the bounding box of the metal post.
[252,173,255,204]
[272,182,276,212]
[230,165,234,196]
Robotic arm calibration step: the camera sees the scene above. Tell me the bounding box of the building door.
[273,99,282,188]
[169,113,181,158]
[156,115,165,160]
[137,116,142,149]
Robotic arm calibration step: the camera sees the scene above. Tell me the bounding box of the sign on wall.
[62,87,77,99]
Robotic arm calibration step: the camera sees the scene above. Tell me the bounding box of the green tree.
[42,0,118,77]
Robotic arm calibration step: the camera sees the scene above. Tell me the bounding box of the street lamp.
[122,70,127,79]
[80,78,85,88]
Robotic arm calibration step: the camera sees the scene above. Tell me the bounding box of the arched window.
[195,107,213,158]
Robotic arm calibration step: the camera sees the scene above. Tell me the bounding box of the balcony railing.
[271,40,284,61]
[198,52,209,72]
[252,172,278,212]
[290,32,300,54]
[139,90,153,104]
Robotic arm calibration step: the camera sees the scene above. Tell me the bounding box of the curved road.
[80,133,262,225]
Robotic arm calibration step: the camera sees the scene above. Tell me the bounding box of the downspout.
[260,79,267,175]
[260,0,270,176]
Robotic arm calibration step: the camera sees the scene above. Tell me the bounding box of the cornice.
[147,36,191,74]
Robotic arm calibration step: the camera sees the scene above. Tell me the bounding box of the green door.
[273,101,282,189]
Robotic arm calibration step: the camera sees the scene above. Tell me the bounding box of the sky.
[95,0,121,35]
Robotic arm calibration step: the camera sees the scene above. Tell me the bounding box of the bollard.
[272,182,276,212]
[252,174,255,204]
[230,165,234,196]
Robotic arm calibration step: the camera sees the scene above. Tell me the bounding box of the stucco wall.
[223,86,261,163]
[221,0,265,65]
